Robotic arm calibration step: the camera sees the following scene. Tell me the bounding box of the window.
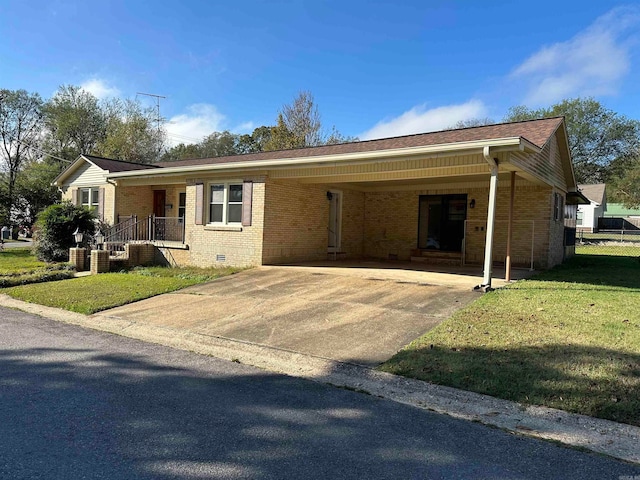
[418,194,467,252]
[81,188,99,210]
[576,211,583,226]
[209,182,243,224]
[553,193,564,222]
[178,192,186,223]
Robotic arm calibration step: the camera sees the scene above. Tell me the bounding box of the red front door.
[153,190,166,217]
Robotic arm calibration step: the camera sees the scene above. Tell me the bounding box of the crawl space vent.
[216,254,226,262]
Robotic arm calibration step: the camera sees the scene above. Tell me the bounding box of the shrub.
[33,201,96,262]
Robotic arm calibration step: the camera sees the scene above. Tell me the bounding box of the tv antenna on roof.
[136,92,166,161]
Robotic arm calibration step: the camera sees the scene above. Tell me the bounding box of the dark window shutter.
[72,189,79,206]
[195,183,204,225]
[98,188,105,220]
[242,181,253,227]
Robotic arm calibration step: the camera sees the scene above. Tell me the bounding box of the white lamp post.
[73,228,84,248]
[95,232,105,250]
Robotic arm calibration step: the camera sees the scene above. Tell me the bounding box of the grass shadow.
[382,343,640,426]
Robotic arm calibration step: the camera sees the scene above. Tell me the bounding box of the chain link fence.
[576,230,640,256]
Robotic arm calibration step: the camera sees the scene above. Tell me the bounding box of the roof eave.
[108,137,537,180]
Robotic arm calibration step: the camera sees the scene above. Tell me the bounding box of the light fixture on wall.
[469,199,476,209]
[166,203,173,210]
[326,191,333,201]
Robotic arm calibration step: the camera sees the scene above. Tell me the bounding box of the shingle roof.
[154,117,565,168]
[578,183,606,204]
[83,155,160,172]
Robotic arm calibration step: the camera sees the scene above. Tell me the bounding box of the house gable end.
[64,160,108,187]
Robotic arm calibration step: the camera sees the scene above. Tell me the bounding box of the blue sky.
[1,0,639,145]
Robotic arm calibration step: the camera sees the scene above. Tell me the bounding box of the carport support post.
[505,171,515,282]
[480,147,498,290]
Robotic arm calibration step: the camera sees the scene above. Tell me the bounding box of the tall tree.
[237,125,272,154]
[96,98,165,163]
[14,158,61,227]
[43,85,105,163]
[160,142,203,162]
[0,89,44,224]
[199,130,241,158]
[264,91,355,151]
[449,118,495,129]
[264,113,298,151]
[503,98,640,184]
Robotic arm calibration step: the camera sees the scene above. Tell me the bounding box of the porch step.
[410,249,462,266]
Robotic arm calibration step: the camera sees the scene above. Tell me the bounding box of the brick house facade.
[54,117,583,286]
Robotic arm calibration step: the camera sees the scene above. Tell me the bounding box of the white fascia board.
[107,137,531,180]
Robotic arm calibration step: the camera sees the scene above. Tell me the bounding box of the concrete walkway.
[1,239,32,249]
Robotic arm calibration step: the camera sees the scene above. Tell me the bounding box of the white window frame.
[178,192,186,224]
[208,181,243,225]
[81,187,99,211]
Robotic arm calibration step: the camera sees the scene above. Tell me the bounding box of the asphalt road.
[1,306,639,480]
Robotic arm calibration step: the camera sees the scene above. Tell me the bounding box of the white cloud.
[166,103,226,146]
[360,100,488,140]
[233,121,255,134]
[511,6,640,106]
[80,78,120,99]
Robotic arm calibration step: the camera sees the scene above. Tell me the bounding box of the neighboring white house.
[577,184,606,232]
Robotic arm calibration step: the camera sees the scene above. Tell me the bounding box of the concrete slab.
[93,266,479,365]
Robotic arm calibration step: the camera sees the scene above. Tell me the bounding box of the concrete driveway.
[94,264,481,365]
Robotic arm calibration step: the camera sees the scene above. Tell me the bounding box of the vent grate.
[216,254,226,262]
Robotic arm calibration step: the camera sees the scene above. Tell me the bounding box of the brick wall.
[362,182,558,269]
[184,177,265,267]
[115,185,154,220]
[547,189,567,268]
[261,179,365,264]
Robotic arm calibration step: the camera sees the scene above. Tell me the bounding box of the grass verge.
[379,254,640,426]
[0,248,75,287]
[5,265,243,314]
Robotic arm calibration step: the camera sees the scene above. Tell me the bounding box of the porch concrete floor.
[273,259,536,289]
[92,262,533,365]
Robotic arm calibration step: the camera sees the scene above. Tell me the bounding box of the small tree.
[34,201,96,262]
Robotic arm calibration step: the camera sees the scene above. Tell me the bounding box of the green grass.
[380,254,640,426]
[5,265,242,314]
[0,248,47,274]
[0,248,75,287]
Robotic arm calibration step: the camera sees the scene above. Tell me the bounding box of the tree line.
[0,88,352,229]
[2,86,640,232]
[454,98,640,205]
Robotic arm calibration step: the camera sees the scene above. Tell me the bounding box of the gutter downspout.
[475,146,499,292]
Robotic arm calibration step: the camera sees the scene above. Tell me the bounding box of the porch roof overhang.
[567,191,591,205]
[106,137,540,184]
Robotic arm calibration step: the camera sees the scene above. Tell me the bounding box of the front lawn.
[0,248,74,287]
[5,265,243,314]
[380,254,640,426]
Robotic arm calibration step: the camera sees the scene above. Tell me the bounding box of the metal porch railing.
[103,215,185,256]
